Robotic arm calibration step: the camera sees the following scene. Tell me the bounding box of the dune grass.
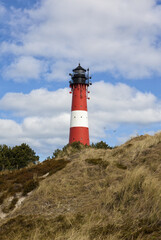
[0,158,69,208]
[1,133,161,239]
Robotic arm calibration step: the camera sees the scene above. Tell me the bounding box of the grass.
[2,197,18,213]
[22,180,39,196]
[115,162,127,170]
[0,158,69,210]
[1,132,161,239]
[0,213,86,240]
[85,158,109,168]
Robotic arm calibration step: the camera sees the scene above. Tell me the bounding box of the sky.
[0,0,161,160]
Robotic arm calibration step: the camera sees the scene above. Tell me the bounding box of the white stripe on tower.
[70,110,88,128]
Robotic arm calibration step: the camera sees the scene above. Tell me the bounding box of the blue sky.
[0,0,161,160]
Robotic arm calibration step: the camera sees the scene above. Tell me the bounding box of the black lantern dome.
[73,64,86,73]
[69,64,92,86]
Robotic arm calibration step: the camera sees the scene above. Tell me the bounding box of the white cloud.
[0,119,22,138]
[89,82,161,138]
[0,88,70,116]
[1,0,161,81]
[45,61,72,81]
[3,56,46,82]
[22,115,70,138]
[0,81,160,157]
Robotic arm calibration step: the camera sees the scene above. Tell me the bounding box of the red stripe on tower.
[69,64,92,145]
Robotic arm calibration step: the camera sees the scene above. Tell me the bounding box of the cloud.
[1,0,161,81]
[22,115,70,138]
[0,81,161,157]
[2,56,46,82]
[0,88,70,116]
[0,119,22,138]
[89,82,161,139]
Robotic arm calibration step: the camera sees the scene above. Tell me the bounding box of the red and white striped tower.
[69,64,92,145]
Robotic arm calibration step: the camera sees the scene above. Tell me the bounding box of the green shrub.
[0,143,39,171]
[70,141,82,150]
[91,141,112,149]
[63,141,83,152]
[53,141,85,158]
[53,149,62,158]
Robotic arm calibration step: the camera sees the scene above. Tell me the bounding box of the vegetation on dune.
[91,140,113,149]
[53,141,86,158]
[53,140,112,158]
[0,157,69,207]
[0,143,39,171]
[0,213,86,240]
[85,157,110,168]
[1,133,161,239]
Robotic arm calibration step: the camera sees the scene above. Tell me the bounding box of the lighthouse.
[69,64,92,145]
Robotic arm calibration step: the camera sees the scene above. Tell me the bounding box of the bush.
[53,141,85,158]
[91,141,112,149]
[0,143,39,171]
[62,141,83,152]
[53,149,62,158]
[70,141,82,150]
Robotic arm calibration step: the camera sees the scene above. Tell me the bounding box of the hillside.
[1,133,161,239]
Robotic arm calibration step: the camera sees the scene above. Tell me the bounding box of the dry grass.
[1,132,161,239]
[0,158,69,213]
